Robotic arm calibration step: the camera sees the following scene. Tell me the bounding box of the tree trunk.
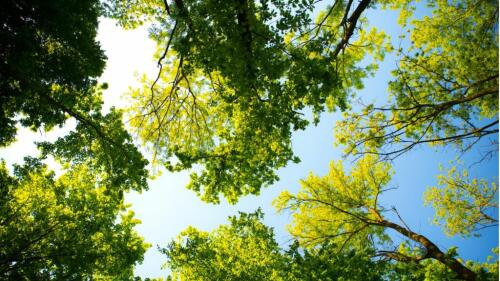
[379,219,477,281]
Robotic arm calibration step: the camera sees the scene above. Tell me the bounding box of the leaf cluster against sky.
[0,0,497,279]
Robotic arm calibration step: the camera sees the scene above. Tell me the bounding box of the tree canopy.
[274,155,498,281]
[0,160,149,280]
[424,162,498,237]
[0,0,150,278]
[109,0,391,203]
[1,0,105,145]
[1,0,497,279]
[162,210,389,281]
[109,0,499,204]
[1,0,150,192]
[335,0,498,160]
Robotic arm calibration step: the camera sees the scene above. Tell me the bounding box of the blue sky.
[0,3,497,279]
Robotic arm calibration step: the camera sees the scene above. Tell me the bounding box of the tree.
[0,0,106,145]
[424,162,498,237]
[162,210,287,280]
[162,209,389,280]
[274,156,497,280]
[335,0,498,160]
[1,0,150,194]
[0,159,149,280]
[37,107,149,194]
[285,240,388,281]
[0,0,153,278]
[108,0,391,203]
[385,244,499,281]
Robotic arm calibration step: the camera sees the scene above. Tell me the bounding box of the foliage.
[0,0,154,278]
[0,0,150,194]
[0,160,149,280]
[285,241,388,281]
[109,0,391,203]
[424,163,498,237]
[0,0,149,190]
[467,248,499,281]
[162,158,497,280]
[274,155,392,249]
[162,210,388,280]
[335,0,499,159]
[0,0,106,145]
[37,107,150,193]
[387,244,499,281]
[0,0,152,278]
[162,210,286,280]
[275,155,489,280]
[2,0,497,279]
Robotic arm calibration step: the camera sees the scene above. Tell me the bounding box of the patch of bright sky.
[0,4,497,279]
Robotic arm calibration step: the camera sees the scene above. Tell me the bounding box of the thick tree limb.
[331,0,371,59]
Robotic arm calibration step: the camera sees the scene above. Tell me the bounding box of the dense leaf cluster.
[0,0,105,145]
[163,210,389,281]
[117,0,389,203]
[0,161,149,280]
[0,0,150,279]
[0,0,497,279]
[335,0,498,160]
